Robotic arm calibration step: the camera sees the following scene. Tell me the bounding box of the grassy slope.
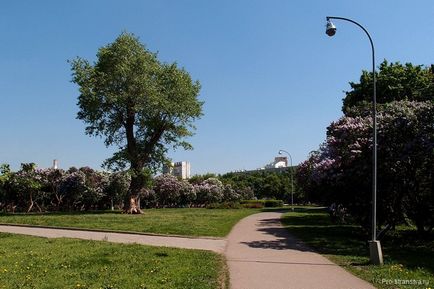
[282,207,433,289]
[0,208,259,237]
[0,233,227,289]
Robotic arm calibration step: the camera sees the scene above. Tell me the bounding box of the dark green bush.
[263,199,284,207]
[206,202,242,209]
[240,199,283,208]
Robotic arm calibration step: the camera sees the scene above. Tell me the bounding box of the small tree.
[0,164,12,211]
[40,168,65,211]
[10,163,44,213]
[70,32,203,213]
[105,171,130,210]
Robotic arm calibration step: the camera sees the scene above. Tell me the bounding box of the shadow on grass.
[281,207,434,274]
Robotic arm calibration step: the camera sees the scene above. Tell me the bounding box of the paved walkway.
[225,212,376,289]
[0,225,226,253]
[0,213,376,289]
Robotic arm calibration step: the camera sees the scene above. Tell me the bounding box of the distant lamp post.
[278,149,294,211]
[325,16,383,265]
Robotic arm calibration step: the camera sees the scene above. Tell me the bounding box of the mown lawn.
[282,207,434,289]
[0,208,259,237]
[0,233,227,289]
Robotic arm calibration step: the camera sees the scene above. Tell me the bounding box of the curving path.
[0,212,376,289]
[225,211,376,289]
[0,225,226,253]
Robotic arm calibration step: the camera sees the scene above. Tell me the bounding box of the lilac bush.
[59,169,87,210]
[153,174,182,207]
[222,184,241,202]
[194,178,224,205]
[179,180,196,207]
[296,101,434,232]
[8,163,44,212]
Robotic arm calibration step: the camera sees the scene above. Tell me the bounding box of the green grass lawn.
[0,208,259,237]
[282,207,434,289]
[0,233,227,289]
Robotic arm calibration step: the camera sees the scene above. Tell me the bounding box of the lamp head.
[278,150,283,155]
[326,19,336,37]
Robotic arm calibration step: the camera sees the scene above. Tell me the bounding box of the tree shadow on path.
[240,217,314,252]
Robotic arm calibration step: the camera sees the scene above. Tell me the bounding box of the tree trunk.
[125,195,143,214]
[124,169,145,214]
[27,192,34,213]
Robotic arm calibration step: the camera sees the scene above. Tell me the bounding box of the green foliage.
[0,164,11,208]
[206,202,242,209]
[0,233,226,289]
[220,169,298,201]
[343,60,434,114]
[240,201,264,209]
[240,199,284,208]
[70,32,203,209]
[104,171,131,210]
[188,173,217,185]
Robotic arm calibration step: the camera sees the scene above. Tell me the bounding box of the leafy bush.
[104,171,130,210]
[220,170,296,201]
[206,202,242,209]
[263,199,284,207]
[240,199,283,208]
[240,200,264,209]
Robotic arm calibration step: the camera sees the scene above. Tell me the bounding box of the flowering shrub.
[222,184,241,202]
[178,181,195,207]
[153,174,182,207]
[194,178,224,205]
[296,101,434,233]
[58,169,87,210]
[39,168,65,210]
[8,163,45,212]
[1,165,276,212]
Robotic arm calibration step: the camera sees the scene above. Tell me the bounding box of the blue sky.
[1,1,433,174]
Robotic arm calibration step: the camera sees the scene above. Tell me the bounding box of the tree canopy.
[70,32,203,213]
[343,60,434,114]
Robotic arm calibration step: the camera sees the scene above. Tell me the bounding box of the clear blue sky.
[1,1,433,174]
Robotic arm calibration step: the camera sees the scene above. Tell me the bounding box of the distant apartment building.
[163,161,191,179]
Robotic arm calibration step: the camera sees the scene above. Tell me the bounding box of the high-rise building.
[162,161,191,179]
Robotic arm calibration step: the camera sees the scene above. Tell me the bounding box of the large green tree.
[70,32,203,213]
[343,60,434,114]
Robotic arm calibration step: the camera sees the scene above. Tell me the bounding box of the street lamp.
[325,16,383,265]
[278,149,294,211]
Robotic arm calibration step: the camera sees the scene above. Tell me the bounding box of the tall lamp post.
[278,149,294,211]
[325,16,383,265]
